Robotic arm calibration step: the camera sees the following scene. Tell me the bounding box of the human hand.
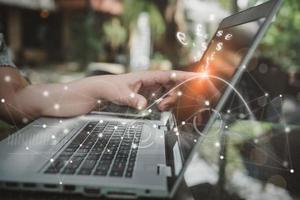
[90,70,197,111]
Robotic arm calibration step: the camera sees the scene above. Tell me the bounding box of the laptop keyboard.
[44,120,143,178]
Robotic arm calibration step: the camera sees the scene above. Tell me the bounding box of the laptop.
[0,0,282,198]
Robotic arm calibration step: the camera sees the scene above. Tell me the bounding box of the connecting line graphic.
[139,72,294,174]
[142,73,254,120]
[1,70,295,185]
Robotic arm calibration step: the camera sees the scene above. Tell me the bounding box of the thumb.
[127,92,148,110]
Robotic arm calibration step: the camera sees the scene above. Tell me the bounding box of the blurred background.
[0,0,299,85]
[0,0,300,200]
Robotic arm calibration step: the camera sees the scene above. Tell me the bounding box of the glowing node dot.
[220,155,224,160]
[175,132,179,136]
[50,158,54,163]
[171,72,177,79]
[25,146,29,150]
[59,120,63,123]
[121,122,126,125]
[87,131,90,135]
[43,91,49,97]
[79,144,82,147]
[285,127,291,133]
[151,93,156,97]
[153,124,157,128]
[227,110,231,114]
[265,93,269,97]
[132,143,137,149]
[290,169,295,174]
[225,125,229,129]
[42,124,47,129]
[279,94,283,98]
[63,129,69,134]
[204,100,210,106]
[64,85,68,90]
[181,121,186,125]
[239,113,246,119]
[254,139,259,144]
[173,127,178,132]
[177,91,183,96]
[215,142,220,147]
[114,126,118,130]
[51,135,56,139]
[22,118,29,124]
[107,149,110,153]
[59,181,63,185]
[54,104,60,110]
[4,75,11,82]
[97,99,101,104]
[99,120,103,123]
[131,125,135,129]
[1,98,5,103]
[130,93,135,98]
[242,65,247,69]
[121,136,124,139]
[193,139,197,143]
[98,133,103,138]
[148,109,152,113]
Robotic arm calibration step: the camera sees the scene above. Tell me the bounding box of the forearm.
[18,80,97,117]
[0,76,104,123]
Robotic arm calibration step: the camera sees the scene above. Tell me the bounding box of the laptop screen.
[171,17,267,178]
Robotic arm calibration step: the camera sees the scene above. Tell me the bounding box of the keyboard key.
[81,160,97,170]
[62,168,76,175]
[45,120,143,177]
[78,168,92,175]
[125,171,133,178]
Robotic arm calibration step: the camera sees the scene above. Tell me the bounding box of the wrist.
[74,75,111,102]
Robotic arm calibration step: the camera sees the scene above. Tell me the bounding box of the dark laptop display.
[175,18,266,160]
[169,0,283,196]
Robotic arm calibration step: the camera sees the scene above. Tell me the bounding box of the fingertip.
[136,96,147,110]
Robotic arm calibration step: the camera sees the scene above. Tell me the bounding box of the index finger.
[141,70,198,87]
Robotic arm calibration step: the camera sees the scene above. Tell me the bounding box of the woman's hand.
[0,68,197,124]
[89,70,197,111]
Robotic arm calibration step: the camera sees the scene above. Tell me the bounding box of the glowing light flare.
[199,71,209,79]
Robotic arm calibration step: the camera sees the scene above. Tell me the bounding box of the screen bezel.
[169,0,283,197]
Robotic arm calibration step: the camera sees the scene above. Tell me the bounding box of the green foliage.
[102,18,127,50]
[123,0,166,42]
[70,13,103,68]
[260,0,300,71]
